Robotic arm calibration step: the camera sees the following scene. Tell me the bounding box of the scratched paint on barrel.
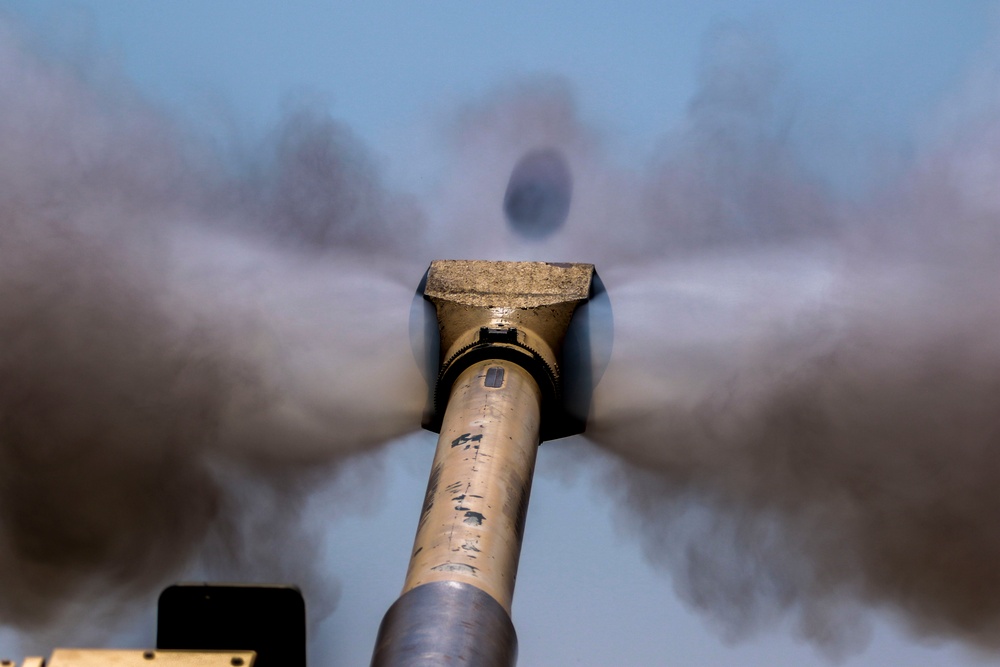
[416,462,443,533]
[401,361,542,612]
[464,511,485,526]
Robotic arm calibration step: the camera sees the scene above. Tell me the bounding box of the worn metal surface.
[422,260,594,441]
[38,650,256,666]
[371,581,516,667]
[403,360,541,612]
[423,260,592,309]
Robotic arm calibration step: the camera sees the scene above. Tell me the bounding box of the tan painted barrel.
[401,359,541,613]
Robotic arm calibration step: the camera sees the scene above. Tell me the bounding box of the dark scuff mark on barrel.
[418,462,442,531]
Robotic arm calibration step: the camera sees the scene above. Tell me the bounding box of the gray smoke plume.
[586,25,1000,658]
[0,18,425,632]
[4,9,1000,663]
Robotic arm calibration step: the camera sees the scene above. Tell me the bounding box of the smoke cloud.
[586,24,1000,657]
[3,10,1000,663]
[0,19,424,631]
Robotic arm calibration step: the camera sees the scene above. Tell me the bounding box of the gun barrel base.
[370,581,516,667]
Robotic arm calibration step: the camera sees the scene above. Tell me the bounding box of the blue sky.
[9,2,993,180]
[2,2,1000,666]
